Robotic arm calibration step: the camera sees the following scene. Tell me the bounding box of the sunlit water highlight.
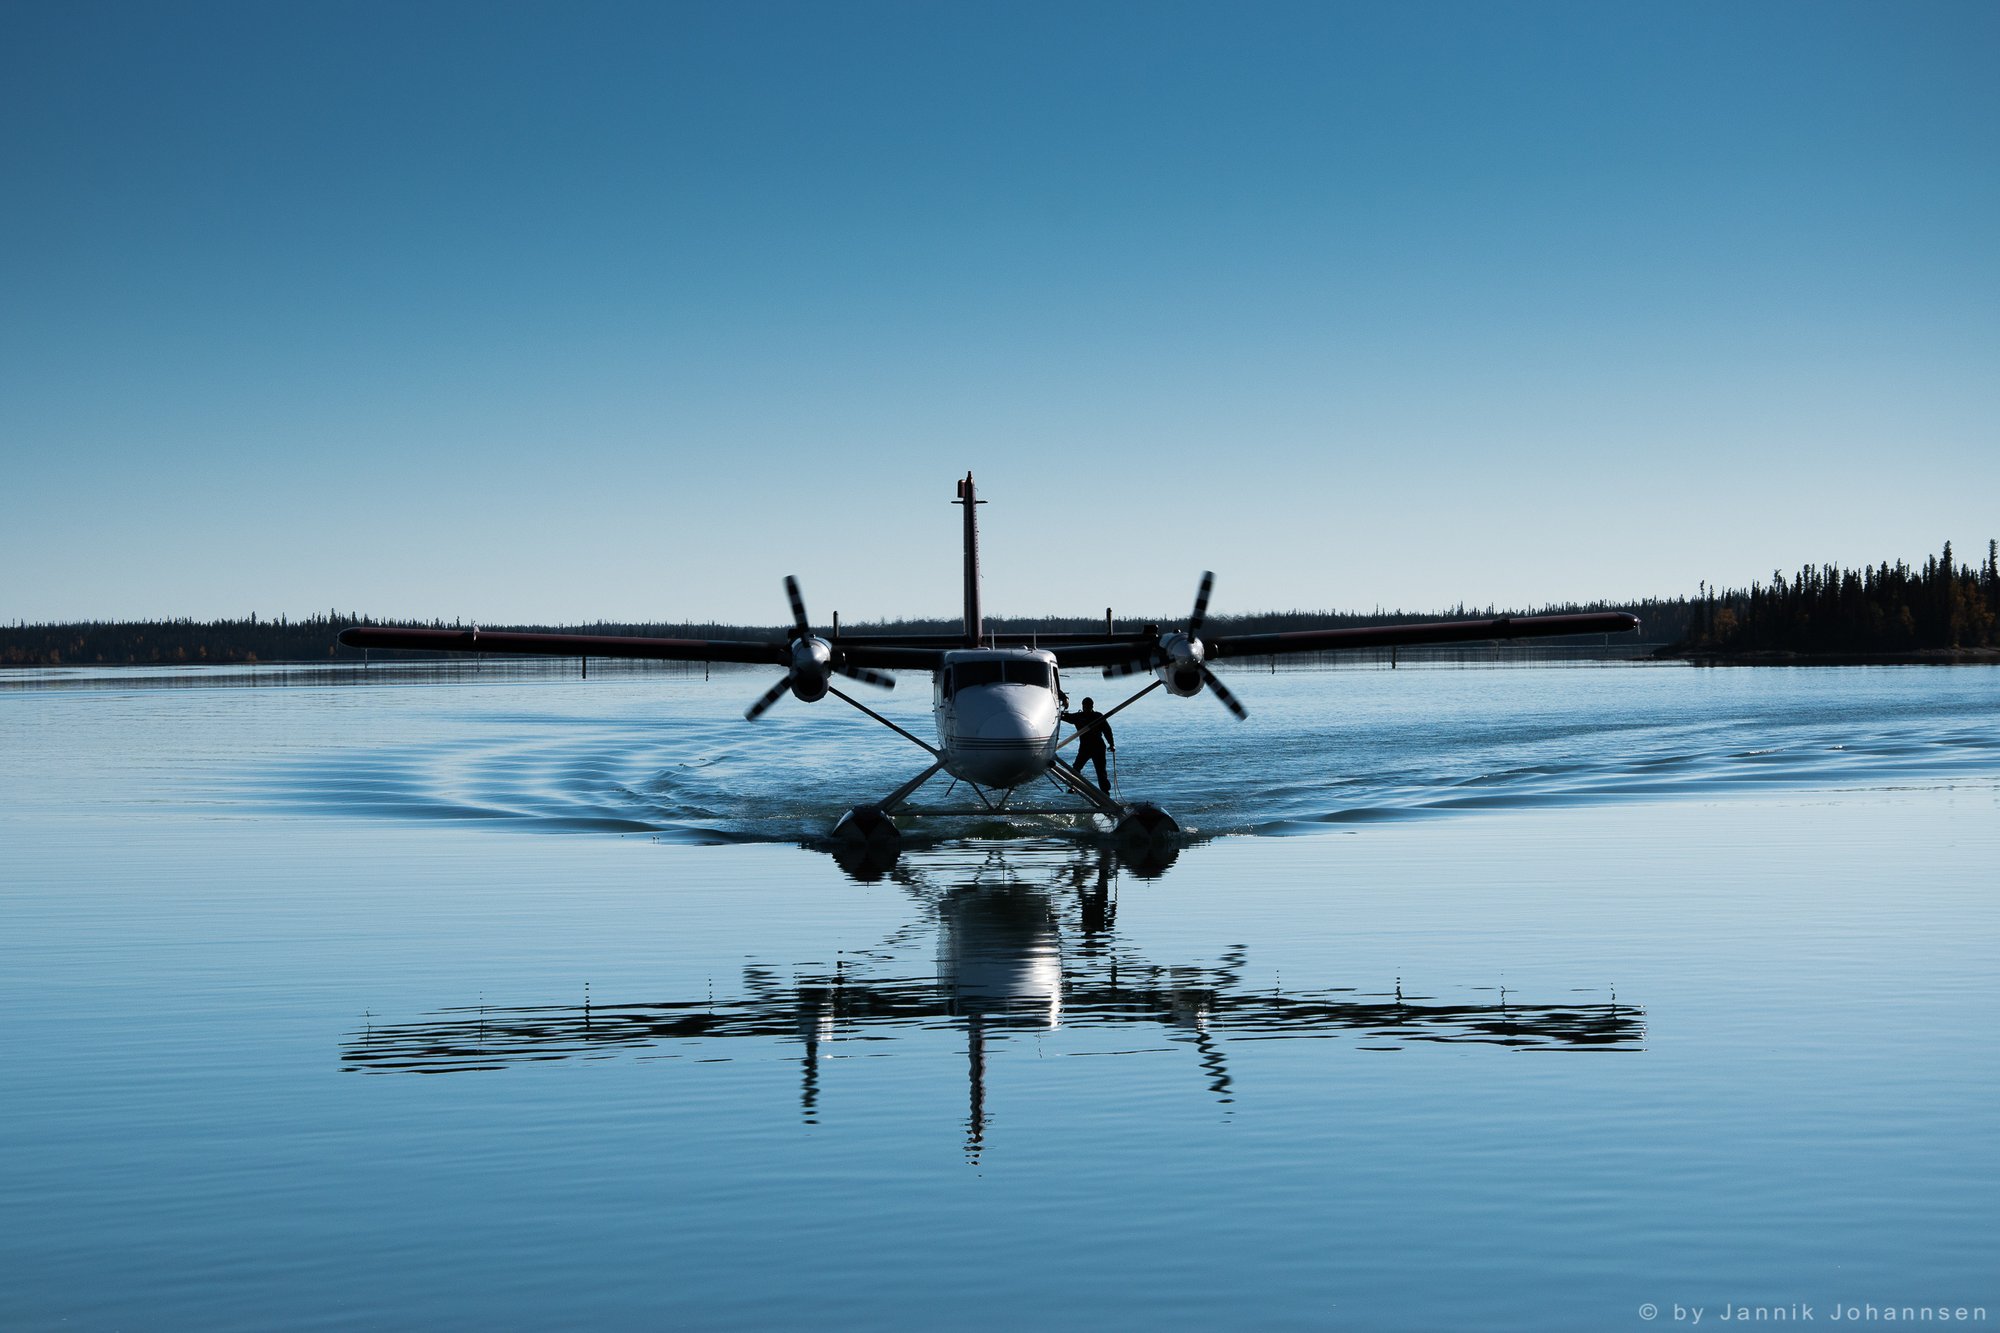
[2,661,1995,1330]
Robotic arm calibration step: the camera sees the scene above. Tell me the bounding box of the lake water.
[3,661,1996,1330]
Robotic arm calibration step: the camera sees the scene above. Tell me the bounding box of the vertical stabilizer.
[953,473,985,647]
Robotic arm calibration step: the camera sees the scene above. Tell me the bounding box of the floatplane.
[340,475,1638,850]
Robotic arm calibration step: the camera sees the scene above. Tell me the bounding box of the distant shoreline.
[1659,646,2000,666]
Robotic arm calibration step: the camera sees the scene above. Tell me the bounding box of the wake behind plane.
[340,474,1638,849]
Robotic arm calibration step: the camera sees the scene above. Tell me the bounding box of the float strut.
[878,761,946,814]
[1049,757,1125,818]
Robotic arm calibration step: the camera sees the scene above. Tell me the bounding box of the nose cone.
[947,685,1058,787]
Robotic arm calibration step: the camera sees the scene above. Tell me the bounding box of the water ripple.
[240,664,2000,843]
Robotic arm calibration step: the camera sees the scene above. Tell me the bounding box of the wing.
[836,644,949,668]
[1049,639,1181,667]
[338,626,788,665]
[1047,611,1638,667]
[342,611,1634,668]
[834,632,1151,648]
[1206,611,1640,660]
[337,626,951,670]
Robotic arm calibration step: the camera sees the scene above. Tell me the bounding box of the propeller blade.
[784,575,810,639]
[835,664,895,690]
[744,673,795,721]
[1187,570,1215,640]
[1200,665,1248,720]
[1102,655,1157,679]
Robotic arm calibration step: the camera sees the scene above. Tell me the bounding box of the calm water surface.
[3,661,1996,1330]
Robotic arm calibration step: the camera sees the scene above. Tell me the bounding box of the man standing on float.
[1061,696,1116,795]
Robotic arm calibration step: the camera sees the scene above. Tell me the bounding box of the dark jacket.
[1061,709,1114,759]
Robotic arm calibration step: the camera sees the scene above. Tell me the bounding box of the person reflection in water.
[1075,854,1115,940]
[1061,696,1115,795]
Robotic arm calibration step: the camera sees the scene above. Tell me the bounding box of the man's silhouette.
[1060,696,1115,795]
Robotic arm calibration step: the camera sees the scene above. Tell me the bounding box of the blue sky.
[4,1,1996,625]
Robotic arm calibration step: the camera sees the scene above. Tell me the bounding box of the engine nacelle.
[789,636,833,702]
[1156,631,1206,698]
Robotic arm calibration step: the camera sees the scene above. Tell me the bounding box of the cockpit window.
[953,661,1006,689]
[1005,660,1052,689]
[946,659,1051,694]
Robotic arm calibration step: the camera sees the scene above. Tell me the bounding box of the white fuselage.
[932,648,1064,789]
[937,884,1063,1025]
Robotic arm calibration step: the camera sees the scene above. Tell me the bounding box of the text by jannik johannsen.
[1659,1302,1988,1324]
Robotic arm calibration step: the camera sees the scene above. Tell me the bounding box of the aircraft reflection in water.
[342,845,1644,1156]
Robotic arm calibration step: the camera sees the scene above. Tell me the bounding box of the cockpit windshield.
[946,659,1053,695]
[952,661,1006,689]
[1006,660,1053,689]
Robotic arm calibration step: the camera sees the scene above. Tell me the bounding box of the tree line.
[4,542,1994,666]
[1678,540,2000,655]
[0,611,782,667]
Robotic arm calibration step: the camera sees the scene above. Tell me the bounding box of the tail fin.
[953,473,985,647]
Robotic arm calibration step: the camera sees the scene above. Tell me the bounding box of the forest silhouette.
[5,541,1996,666]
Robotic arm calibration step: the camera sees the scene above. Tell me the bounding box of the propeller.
[1200,663,1246,719]
[745,577,893,720]
[1103,571,1247,720]
[836,664,896,689]
[1188,568,1213,640]
[744,672,796,722]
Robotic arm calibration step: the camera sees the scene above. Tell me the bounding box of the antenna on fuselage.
[953,473,986,648]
